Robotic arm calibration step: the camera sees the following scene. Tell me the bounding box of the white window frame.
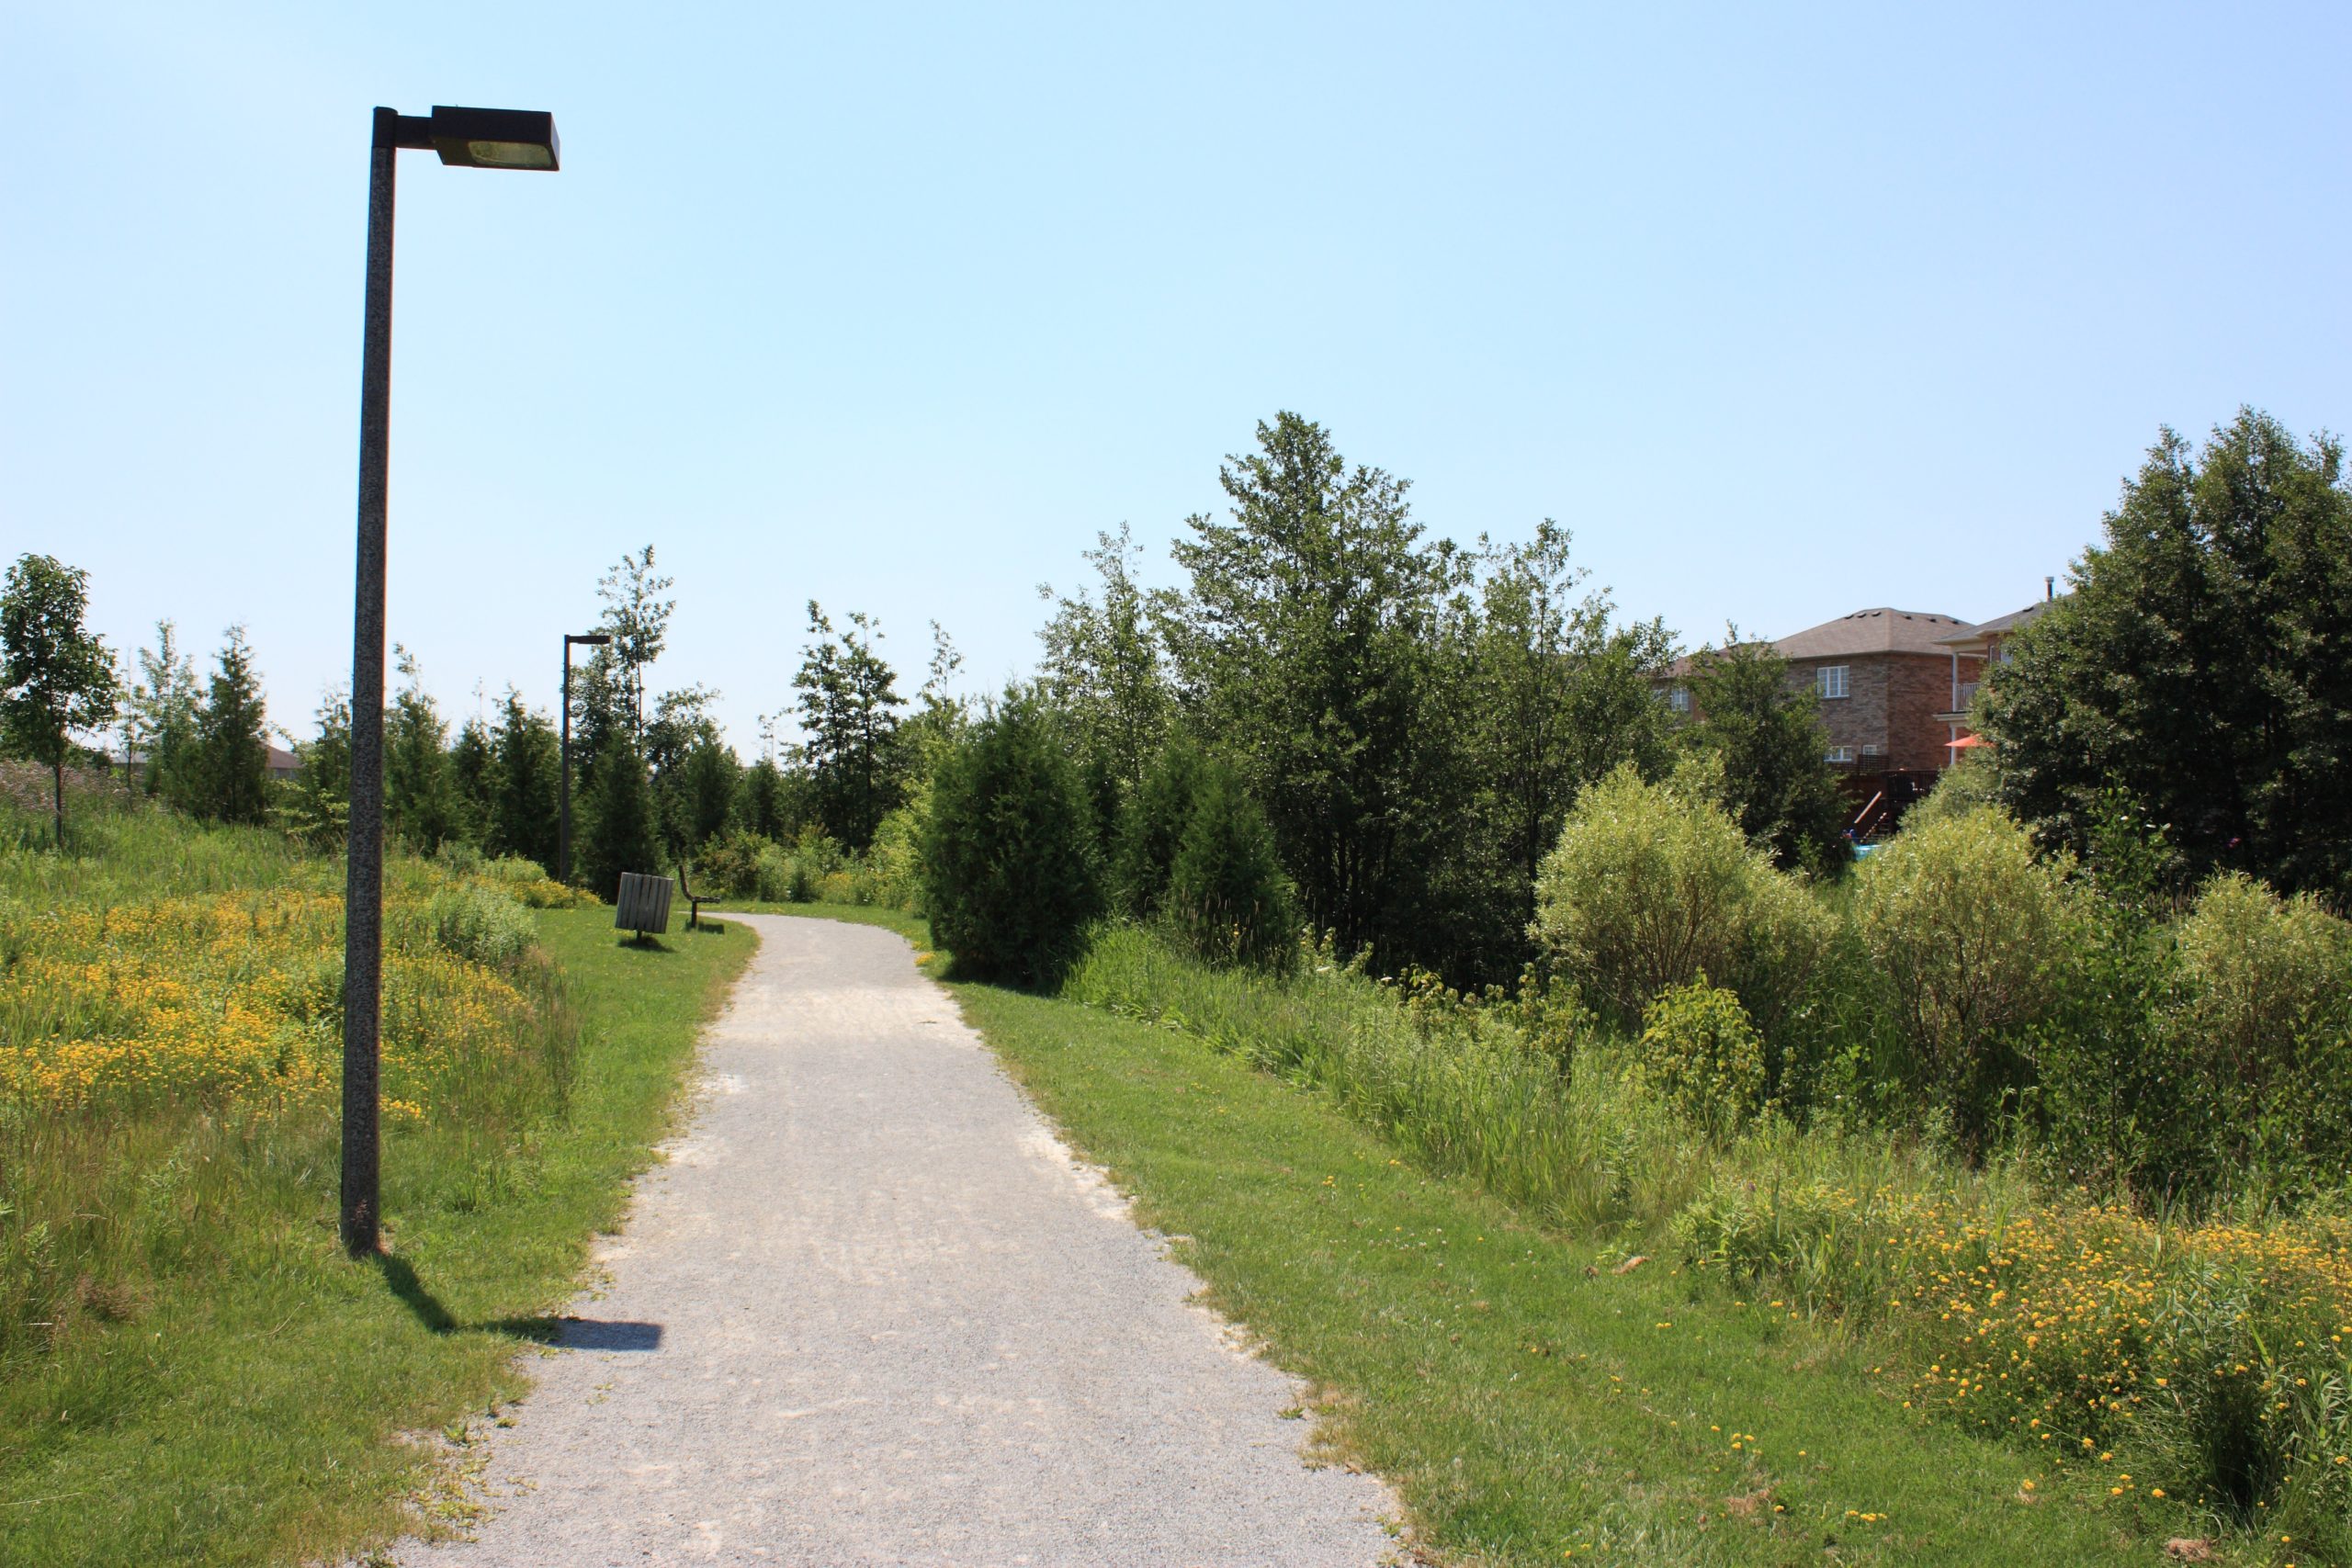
[1667,685,1690,714]
[1817,665,1849,699]
[1825,745,1854,763]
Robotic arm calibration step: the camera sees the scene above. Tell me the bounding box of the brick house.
[1662,607,1984,833]
[1771,608,1982,774]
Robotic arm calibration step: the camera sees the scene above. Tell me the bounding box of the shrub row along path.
[401,914,1396,1568]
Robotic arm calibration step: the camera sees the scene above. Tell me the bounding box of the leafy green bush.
[865,793,929,912]
[433,840,484,876]
[2165,873,2352,1192]
[752,843,805,903]
[789,824,845,877]
[2172,873,2351,1091]
[1849,806,2079,1146]
[481,853,548,886]
[424,884,537,970]
[1636,976,1768,1134]
[1531,761,1832,1075]
[2025,880,2188,1195]
[1164,766,1295,971]
[691,828,772,899]
[480,857,590,909]
[1902,756,2002,834]
[922,694,1102,987]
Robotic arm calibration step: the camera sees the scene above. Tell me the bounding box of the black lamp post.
[343,105,560,1259]
[560,631,612,886]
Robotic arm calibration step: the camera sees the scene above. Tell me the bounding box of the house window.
[1826,746,1854,763]
[1667,685,1690,714]
[1817,665,1849,699]
[1956,681,1980,708]
[1860,743,1884,757]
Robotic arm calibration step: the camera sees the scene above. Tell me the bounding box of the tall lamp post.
[344,105,560,1258]
[559,631,612,885]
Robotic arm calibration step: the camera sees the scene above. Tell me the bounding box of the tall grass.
[1060,919,2352,1557]
[1066,924,1692,1233]
[0,783,584,1374]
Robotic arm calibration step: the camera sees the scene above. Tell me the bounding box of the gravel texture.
[398,913,1398,1567]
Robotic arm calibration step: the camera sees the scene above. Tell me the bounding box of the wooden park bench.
[613,871,674,943]
[676,858,711,930]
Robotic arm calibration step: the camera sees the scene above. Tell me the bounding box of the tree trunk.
[52,754,65,846]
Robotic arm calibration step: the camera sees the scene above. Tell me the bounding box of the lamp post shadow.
[371,1255,663,1350]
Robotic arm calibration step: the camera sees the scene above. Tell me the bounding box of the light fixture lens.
[467,140,555,169]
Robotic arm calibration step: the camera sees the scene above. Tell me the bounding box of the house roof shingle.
[1933,598,2058,647]
[1770,607,1973,660]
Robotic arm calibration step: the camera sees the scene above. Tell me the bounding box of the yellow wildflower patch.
[0,880,543,1117]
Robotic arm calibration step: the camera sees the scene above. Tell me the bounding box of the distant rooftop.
[1935,597,2062,646]
[1772,607,1973,660]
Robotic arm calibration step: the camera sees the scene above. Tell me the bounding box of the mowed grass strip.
[952,980,2233,1567]
[0,909,753,1568]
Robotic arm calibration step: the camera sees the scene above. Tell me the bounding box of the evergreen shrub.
[1114,743,1206,918]
[578,740,661,902]
[922,694,1101,987]
[1164,766,1295,972]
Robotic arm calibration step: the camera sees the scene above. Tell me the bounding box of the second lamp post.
[559,630,611,885]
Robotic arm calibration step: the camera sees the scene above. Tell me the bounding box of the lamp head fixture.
[377,105,560,171]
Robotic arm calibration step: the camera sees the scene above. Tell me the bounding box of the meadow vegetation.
[1022,764,2352,1562]
[0,774,752,1565]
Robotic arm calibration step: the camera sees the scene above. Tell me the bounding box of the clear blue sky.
[6,2,2346,751]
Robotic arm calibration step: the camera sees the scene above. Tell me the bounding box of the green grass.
[0,905,753,1567]
[946,968,2261,1566]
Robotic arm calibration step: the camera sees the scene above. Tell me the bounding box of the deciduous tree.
[1159,412,1463,963]
[793,603,906,852]
[1036,524,1170,799]
[1984,410,2352,905]
[0,552,119,843]
[595,544,674,739]
[1446,522,1677,976]
[1679,633,1849,875]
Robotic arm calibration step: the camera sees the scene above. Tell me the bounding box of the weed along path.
[400,913,1397,1568]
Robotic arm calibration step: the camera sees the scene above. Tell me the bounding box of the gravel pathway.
[399,913,1397,1567]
